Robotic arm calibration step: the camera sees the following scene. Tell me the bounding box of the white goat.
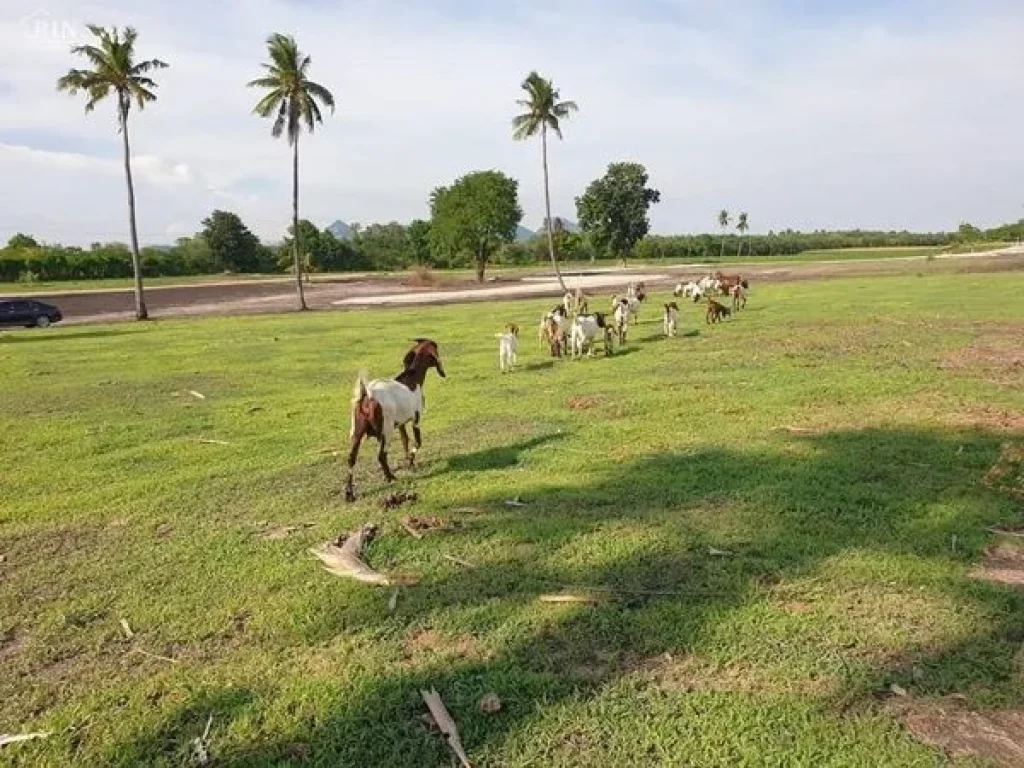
[497,324,519,372]
[663,302,680,337]
[613,298,630,345]
[571,313,613,358]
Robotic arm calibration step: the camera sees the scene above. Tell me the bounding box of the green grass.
[1,272,1022,766]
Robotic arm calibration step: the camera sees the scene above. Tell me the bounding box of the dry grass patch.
[402,628,490,665]
[971,544,1024,588]
[890,697,1024,767]
[985,443,1024,497]
[634,653,838,697]
[940,325,1024,387]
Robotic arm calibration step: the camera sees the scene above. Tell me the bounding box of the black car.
[0,299,63,328]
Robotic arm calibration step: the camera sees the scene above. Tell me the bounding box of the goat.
[663,302,680,337]
[497,323,519,372]
[706,298,731,324]
[539,306,571,356]
[675,281,703,302]
[698,275,720,294]
[730,284,747,312]
[345,339,446,502]
[563,288,588,316]
[612,298,630,345]
[571,313,613,357]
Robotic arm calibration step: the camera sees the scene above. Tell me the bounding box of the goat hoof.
[344,488,356,503]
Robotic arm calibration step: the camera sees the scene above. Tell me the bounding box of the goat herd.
[344,272,750,500]
[497,271,752,371]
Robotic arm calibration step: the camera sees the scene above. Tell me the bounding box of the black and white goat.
[571,313,614,358]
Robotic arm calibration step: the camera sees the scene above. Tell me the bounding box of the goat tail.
[351,369,370,406]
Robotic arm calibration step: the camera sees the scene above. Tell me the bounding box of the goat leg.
[378,442,396,483]
[399,424,416,470]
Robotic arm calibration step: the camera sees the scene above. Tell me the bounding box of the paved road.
[10,247,1024,325]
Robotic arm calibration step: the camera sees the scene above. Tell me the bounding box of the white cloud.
[0,0,1022,245]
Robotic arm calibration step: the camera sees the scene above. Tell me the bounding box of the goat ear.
[403,349,416,369]
[411,337,428,344]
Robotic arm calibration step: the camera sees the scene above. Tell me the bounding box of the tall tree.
[201,210,266,272]
[248,33,334,310]
[736,211,749,257]
[576,162,661,265]
[57,26,167,320]
[512,71,578,292]
[717,209,730,260]
[429,170,522,282]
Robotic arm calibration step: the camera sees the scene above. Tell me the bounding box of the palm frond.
[304,80,335,111]
[252,89,285,117]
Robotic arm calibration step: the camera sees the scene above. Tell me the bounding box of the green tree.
[717,209,731,259]
[576,162,661,265]
[956,221,982,252]
[407,219,432,266]
[353,222,413,271]
[248,33,335,310]
[280,219,322,274]
[736,211,749,257]
[7,234,39,250]
[512,71,578,292]
[429,170,522,282]
[201,210,266,272]
[57,26,168,320]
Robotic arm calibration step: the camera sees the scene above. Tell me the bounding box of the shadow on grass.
[521,360,556,372]
[107,427,1024,766]
[446,433,565,473]
[0,328,140,343]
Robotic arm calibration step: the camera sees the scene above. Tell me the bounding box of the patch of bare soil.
[402,629,489,664]
[891,697,1024,767]
[971,544,1024,587]
[945,408,1024,433]
[985,444,1024,498]
[940,327,1024,387]
[567,395,602,411]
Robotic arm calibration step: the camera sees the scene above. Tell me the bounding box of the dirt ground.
[11,247,1024,325]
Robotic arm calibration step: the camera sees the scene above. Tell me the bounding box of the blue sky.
[0,0,1022,244]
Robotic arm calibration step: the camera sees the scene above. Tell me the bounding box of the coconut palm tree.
[717,209,730,260]
[736,212,749,257]
[513,71,578,293]
[57,26,167,321]
[248,33,334,311]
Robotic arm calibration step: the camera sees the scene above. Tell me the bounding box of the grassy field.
[1,272,1022,766]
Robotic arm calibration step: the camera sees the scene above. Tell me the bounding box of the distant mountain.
[327,220,353,240]
[515,225,535,242]
[536,217,581,234]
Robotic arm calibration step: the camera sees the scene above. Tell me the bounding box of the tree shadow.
[0,328,140,343]
[520,360,555,372]
[445,433,565,473]
[107,426,1024,766]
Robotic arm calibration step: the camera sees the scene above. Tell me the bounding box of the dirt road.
[12,247,1024,325]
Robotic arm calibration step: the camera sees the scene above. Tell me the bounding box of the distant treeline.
[2,215,1020,283]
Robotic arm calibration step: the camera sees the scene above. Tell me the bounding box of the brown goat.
[345,339,445,502]
[706,298,731,324]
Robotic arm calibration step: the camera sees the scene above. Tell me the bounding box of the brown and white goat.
[345,339,446,501]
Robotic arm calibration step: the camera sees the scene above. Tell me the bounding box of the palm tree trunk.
[292,135,308,311]
[541,125,567,293]
[120,104,147,321]
[720,229,725,260]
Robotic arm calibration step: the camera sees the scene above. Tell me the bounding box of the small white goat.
[663,302,680,337]
[571,313,613,358]
[613,298,630,345]
[698,275,720,294]
[497,324,519,372]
